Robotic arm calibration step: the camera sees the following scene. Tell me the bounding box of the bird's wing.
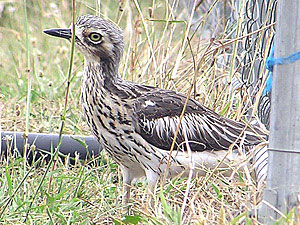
[133,89,263,152]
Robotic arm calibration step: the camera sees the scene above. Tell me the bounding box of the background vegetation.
[0,0,278,224]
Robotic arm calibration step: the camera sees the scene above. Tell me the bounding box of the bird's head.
[44,15,124,65]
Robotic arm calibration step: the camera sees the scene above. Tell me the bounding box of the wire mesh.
[174,0,277,128]
[237,0,277,128]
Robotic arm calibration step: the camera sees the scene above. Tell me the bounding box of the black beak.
[43,28,72,40]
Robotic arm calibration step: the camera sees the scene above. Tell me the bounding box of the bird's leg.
[144,170,160,205]
[147,179,158,196]
[123,183,131,204]
[121,167,133,205]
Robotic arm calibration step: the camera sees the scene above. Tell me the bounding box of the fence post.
[258,0,300,223]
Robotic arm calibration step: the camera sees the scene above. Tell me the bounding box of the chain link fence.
[175,0,277,128]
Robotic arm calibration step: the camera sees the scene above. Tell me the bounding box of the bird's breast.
[81,82,135,143]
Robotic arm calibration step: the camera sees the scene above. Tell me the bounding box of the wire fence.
[238,0,277,129]
[176,0,277,128]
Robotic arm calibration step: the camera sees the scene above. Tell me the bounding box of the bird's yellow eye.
[89,32,102,42]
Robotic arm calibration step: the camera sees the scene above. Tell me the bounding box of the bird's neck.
[83,58,119,89]
[83,58,140,101]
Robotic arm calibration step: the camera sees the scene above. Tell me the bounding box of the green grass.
[0,0,289,224]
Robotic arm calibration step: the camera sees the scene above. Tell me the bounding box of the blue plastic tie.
[264,44,300,95]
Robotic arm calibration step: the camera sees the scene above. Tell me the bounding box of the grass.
[0,0,292,224]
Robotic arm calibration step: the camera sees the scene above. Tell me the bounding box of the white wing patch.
[144,114,198,141]
[141,112,250,150]
[143,100,156,108]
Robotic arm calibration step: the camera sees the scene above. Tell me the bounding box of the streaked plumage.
[44,14,266,202]
[253,143,268,188]
[258,92,271,130]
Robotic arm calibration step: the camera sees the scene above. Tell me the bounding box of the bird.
[44,14,266,202]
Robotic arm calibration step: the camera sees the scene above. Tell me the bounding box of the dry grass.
[0,0,291,224]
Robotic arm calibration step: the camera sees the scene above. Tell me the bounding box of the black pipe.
[1,131,102,163]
